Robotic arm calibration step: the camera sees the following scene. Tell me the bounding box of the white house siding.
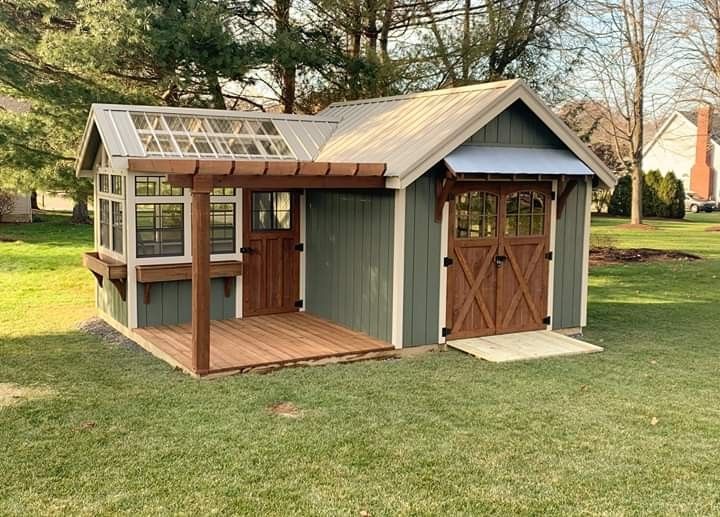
[0,193,32,223]
[644,114,720,200]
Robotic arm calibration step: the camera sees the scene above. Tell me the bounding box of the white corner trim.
[580,177,592,328]
[391,188,406,349]
[546,180,558,330]
[125,171,138,328]
[438,202,449,344]
[299,190,307,312]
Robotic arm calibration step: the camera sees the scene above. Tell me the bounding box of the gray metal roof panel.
[445,145,593,175]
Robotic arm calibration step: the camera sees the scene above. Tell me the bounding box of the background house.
[644,106,719,200]
[0,192,32,223]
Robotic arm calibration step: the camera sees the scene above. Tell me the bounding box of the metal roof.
[76,81,615,188]
[316,81,513,179]
[445,146,593,176]
[317,79,615,188]
[77,104,340,173]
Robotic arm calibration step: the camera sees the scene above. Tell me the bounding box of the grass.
[1,211,720,515]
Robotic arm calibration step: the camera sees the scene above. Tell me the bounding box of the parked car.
[685,193,715,213]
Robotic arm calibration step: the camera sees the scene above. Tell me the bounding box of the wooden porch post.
[191,175,212,374]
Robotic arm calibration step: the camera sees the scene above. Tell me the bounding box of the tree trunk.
[631,164,643,224]
[275,0,295,113]
[71,200,92,225]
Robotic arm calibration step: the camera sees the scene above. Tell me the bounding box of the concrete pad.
[448,330,603,363]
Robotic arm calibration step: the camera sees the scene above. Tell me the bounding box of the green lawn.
[1,212,720,515]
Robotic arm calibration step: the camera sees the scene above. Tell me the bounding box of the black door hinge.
[443,256,454,267]
[442,327,452,337]
[294,299,304,308]
[294,243,304,252]
[545,251,553,260]
[543,316,551,325]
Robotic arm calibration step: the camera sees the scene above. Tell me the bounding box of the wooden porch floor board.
[132,312,394,375]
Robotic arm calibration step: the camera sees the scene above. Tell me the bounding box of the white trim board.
[437,202,449,344]
[546,180,558,330]
[580,176,592,328]
[391,188,406,349]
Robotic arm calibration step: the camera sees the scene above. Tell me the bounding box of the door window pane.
[455,191,497,239]
[505,191,546,236]
[251,192,292,231]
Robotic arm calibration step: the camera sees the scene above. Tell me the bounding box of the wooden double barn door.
[446,182,552,339]
[242,190,301,317]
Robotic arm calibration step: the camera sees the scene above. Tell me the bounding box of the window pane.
[253,210,271,230]
[155,133,178,154]
[531,214,545,235]
[99,199,110,248]
[210,203,235,254]
[135,176,183,197]
[274,192,290,211]
[505,215,518,236]
[111,175,123,195]
[253,192,272,211]
[518,215,532,235]
[275,210,291,230]
[135,203,184,257]
[111,201,123,254]
[212,187,235,196]
[518,192,532,214]
[98,174,109,193]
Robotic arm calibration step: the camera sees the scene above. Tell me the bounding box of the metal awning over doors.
[444,146,593,177]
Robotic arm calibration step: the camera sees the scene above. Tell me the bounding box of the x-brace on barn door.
[446,182,552,339]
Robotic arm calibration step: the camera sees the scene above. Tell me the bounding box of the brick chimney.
[690,104,715,199]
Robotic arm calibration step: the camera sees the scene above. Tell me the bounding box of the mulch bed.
[590,247,701,267]
[705,226,720,232]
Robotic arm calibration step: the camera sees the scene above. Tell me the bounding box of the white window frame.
[96,169,126,262]
[130,173,242,266]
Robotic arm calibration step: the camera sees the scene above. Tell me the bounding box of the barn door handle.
[240,247,254,254]
[495,255,506,267]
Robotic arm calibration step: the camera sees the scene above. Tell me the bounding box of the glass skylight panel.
[128,111,295,160]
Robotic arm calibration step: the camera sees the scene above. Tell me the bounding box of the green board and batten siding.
[466,101,564,148]
[551,178,589,330]
[97,281,128,326]
[403,174,442,346]
[305,190,394,342]
[136,279,235,327]
[401,103,587,343]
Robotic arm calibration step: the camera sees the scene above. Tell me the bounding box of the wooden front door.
[242,190,301,317]
[446,182,552,339]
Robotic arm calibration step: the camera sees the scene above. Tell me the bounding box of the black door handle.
[495,255,506,267]
[240,247,254,254]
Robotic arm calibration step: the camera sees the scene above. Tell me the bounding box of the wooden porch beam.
[165,174,386,190]
[191,174,212,375]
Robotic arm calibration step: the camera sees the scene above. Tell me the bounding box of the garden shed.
[76,79,615,376]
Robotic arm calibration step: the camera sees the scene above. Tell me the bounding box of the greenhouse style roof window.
[128,112,295,160]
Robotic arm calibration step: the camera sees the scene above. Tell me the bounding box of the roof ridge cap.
[326,79,520,108]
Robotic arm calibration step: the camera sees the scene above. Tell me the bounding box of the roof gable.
[316,80,615,188]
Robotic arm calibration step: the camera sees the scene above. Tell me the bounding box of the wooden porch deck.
[131,312,395,376]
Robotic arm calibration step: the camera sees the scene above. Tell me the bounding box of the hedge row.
[608,170,685,219]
